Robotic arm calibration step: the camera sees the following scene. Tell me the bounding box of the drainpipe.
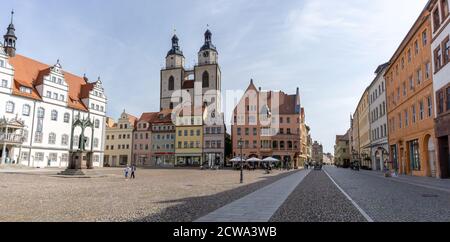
[28,101,37,167]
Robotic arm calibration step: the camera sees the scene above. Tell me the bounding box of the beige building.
[358,89,371,168]
[104,111,137,167]
[350,112,359,163]
[335,129,351,167]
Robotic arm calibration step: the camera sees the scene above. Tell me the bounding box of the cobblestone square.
[0,168,293,222]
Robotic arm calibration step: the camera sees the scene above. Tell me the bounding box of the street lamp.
[238,138,244,184]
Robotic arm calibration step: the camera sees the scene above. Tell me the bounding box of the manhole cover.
[422,194,439,198]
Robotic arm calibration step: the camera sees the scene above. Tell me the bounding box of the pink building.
[232,80,303,168]
[132,112,157,166]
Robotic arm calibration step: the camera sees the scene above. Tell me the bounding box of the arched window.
[51,110,58,121]
[168,76,175,91]
[37,108,45,118]
[5,101,14,113]
[64,113,70,123]
[61,134,69,146]
[22,104,31,116]
[272,141,278,149]
[202,71,209,88]
[48,133,56,144]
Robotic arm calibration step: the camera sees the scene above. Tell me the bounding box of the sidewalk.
[359,169,450,193]
[195,169,311,222]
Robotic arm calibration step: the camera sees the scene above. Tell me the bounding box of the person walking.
[124,166,130,180]
[130,164,136,179]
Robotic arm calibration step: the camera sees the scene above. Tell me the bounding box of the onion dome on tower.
[167,34,184,57]
[4,10,17,57]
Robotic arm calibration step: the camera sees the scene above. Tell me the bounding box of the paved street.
[323,166,450,222]
[270,170,367,222]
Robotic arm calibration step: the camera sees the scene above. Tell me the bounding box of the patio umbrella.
[230,157,245,162]
[263,157,279,162]
[246,157,262,162]
[263,157,279,167]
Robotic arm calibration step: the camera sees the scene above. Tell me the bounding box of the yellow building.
[299,108,309,168]
[175,107,205,166]
[358,89,371,168]
[104,111,137,167]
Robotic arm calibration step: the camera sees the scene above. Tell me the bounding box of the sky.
[2,0,428,153]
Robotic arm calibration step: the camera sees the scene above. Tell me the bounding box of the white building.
[429,0,449,178]
[0,13,107,168]
[368,63,390,171]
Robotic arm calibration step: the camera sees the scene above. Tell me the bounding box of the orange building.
[385,5,438,177]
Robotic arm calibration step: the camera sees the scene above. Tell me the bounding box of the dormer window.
[52,76,56,82]
[53,93,58,100]
[58,78,63,85]
[20,86,32,94]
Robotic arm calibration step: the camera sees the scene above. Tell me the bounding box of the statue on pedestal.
[59,116,94,175]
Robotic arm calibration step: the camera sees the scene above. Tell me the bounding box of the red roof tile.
[9,54,93,111]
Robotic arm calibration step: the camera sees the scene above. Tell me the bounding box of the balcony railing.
[0,133,24,144]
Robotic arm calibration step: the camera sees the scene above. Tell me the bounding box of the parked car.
[314,164,323,170]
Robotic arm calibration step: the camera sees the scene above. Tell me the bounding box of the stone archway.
[424,134,437,178]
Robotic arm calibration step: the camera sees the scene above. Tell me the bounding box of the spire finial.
[11,9,14,24]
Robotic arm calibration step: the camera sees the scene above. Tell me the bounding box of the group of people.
[124,165,137,180]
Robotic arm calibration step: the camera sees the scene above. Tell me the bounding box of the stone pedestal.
[69,151,93,170]
[58,151,93,176]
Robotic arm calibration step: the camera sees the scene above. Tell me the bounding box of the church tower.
[160,34,186,111]
[194,29,221,114]
[3,10,17,57]
[166,34,185,69]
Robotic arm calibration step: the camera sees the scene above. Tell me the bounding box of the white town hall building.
[0,11,107,168]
